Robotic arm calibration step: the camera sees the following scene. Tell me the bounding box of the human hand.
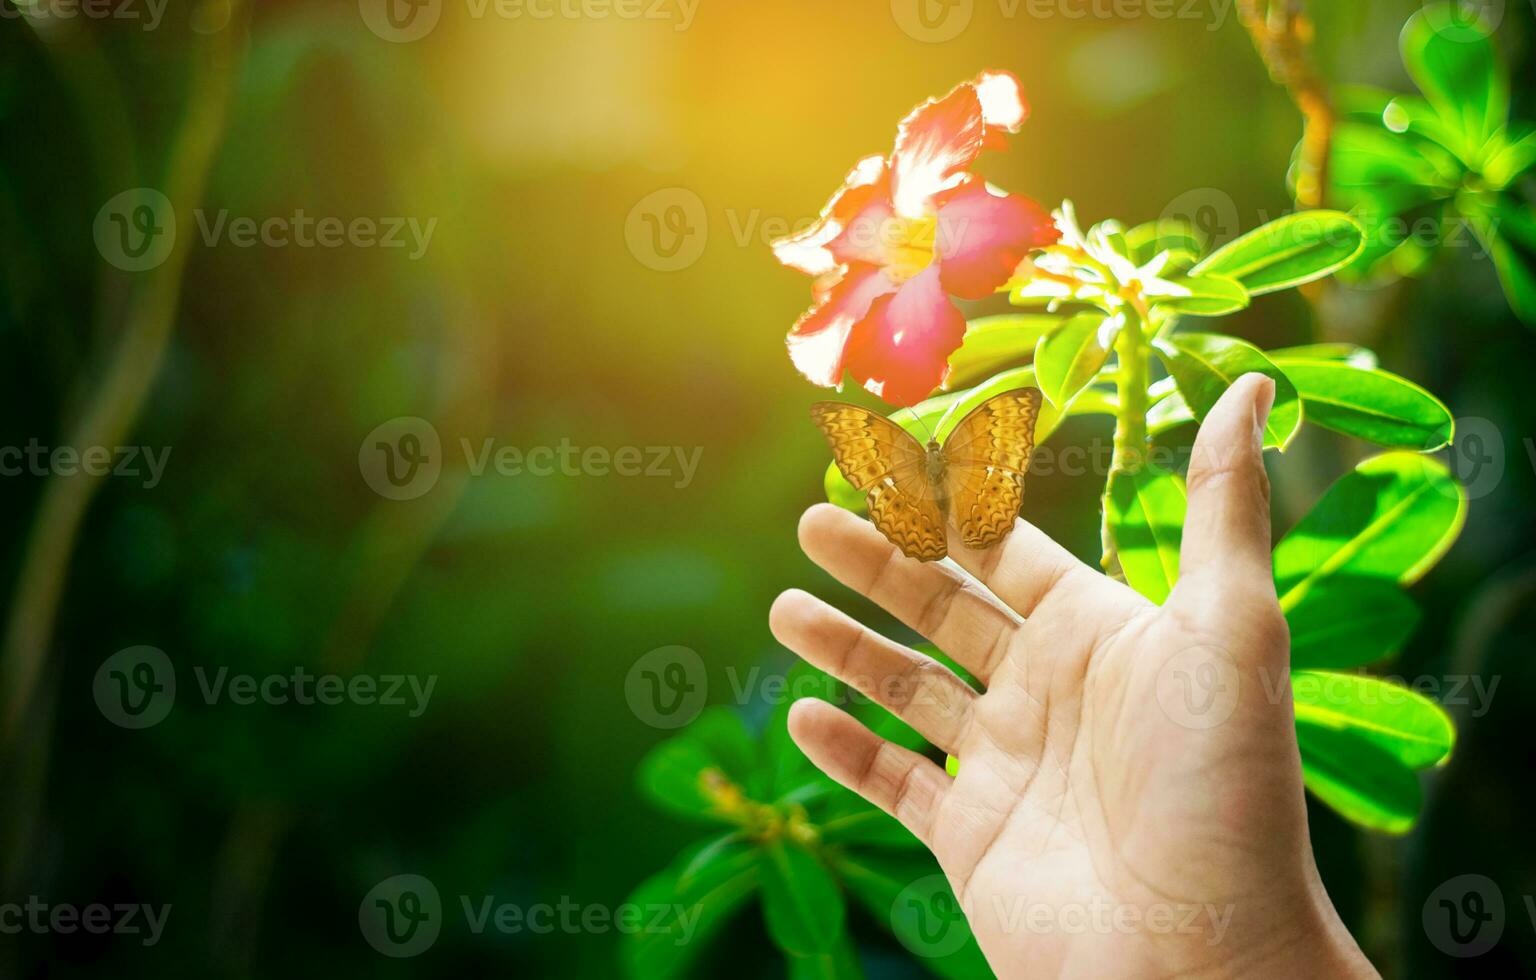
[770,374,1379,979]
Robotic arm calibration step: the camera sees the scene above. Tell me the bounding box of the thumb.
[1179,372,1276,593]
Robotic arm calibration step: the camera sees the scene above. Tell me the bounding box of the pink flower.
[773,71,1058,407]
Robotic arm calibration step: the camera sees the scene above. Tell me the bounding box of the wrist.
[1213,884,1378,980]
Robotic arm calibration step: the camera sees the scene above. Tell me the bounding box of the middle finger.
[797,504,1023,684]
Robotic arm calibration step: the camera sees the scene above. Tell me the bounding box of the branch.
[1101,304,1149,578]
[1238,0,1335,209]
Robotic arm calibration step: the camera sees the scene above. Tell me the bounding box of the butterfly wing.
[941,388,1043,550]
[811,403,948,562]
[865,481,949,563]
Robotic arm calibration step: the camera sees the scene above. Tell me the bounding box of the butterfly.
[811,388,1043,562]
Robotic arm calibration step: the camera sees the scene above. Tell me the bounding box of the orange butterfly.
[811,388,1043,562]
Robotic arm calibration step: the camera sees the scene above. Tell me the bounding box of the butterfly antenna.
[933,398,966,441]
[901,408,937,444]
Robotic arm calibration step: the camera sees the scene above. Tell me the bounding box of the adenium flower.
[773,71,1059,407]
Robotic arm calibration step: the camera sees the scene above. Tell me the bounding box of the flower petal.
[935,179,1059,300]
[890,71,1029,218]
[786,265,898,387]
[772,155,888,276]
[890,85,983,219]
[828,194,896,269]
[975,70,1028,146]
[844,266,966,407]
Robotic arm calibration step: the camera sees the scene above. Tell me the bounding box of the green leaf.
[760,841,847,955]
[1061,386,1118,416]
[1400,2,1508,160]
[832,852,993,980]
[1034,312,1114,408]
[1321,123,1460,281]
[925,367,1059,440]
[675,832,753,891]
[1324,202,1448,284]
[637,740,735,824]
[1269,359,1453,450]
[1148,273,1250,317]
[944,314,1062,391]
[1478,193,1536,326]
[637,707,755,823]
[1484,129,1536,188]
[1152,332,1303,449]
[1296,721,1423,835]
[1105,465,1185,604]
[1291,670,1455,770]
[1266,343,1377,368]
[1327,122,1457,205]
[1124,217,1205,265]
[764,663,845,798]
[623,838,761,979]
[818,800,924,850]
[1191,210,1365,294]
[824,460,868,513]
[1273,452,1466,612]
[1146,387,1195,436]
[689,707,757,782]
[1285,578,1421,670]
[1380,96,1472,164]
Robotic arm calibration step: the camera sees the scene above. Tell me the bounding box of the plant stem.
[1100,302,1151,574]
[1111,304,1150,474]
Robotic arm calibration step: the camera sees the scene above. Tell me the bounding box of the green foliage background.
[0,1,1533,977]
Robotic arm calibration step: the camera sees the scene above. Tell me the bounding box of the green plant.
[628,199,1465,977]
[1316,1,1536,322]
[824,201,1462,834]
[625,657,992,978]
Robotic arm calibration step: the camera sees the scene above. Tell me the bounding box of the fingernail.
[1252,375,1275,446]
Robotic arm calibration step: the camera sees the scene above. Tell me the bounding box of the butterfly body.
[923,441,950,515]
[811,388,1043,562]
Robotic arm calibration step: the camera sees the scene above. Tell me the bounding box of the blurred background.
[0,0,1533,975]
